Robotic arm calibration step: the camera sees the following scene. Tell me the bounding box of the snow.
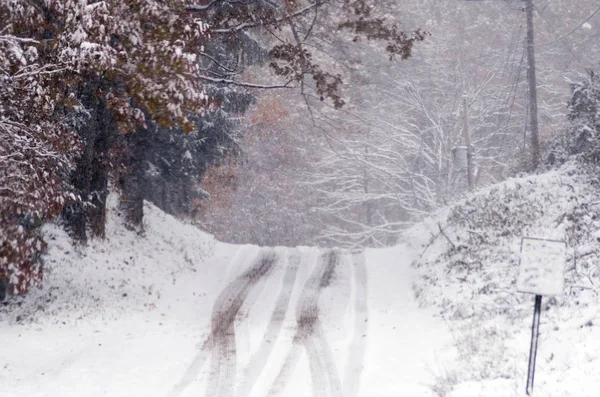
[361,247,456,396]
[411,161,600,396]
[0,196,454,397]
[2,161,600,397]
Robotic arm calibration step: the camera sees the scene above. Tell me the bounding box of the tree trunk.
[119,123,152,230]
[62,84,113,242]
[88,126,110,237]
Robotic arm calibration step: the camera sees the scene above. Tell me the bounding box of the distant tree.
[561,70,600,162]
[196,92,325,246]
[144,90,254,216]
[142,32,265,217]
[546,70,600,167]
[297,0,534,247]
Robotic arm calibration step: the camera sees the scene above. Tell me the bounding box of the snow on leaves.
[1,0,213,293]
[0,31,82,294]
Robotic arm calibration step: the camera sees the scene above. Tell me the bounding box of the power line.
[532,3,587,66]
[500,14,525,87]
[539,4,600,46]
[492,12,526,136]
[503,34,527,135]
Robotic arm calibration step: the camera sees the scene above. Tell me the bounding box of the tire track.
[205,249,279,397]
[265,344,302,397]
[267,250,343,397]
[304,306,344,397]
[343,251,368,397]
[298,250,344,397]
[168,246,254,397]
[167,247,276,397]
[237,249,302,397]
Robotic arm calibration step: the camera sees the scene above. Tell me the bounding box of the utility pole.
[462,94,474,190]
[526,0,540,170]
[462,0,541,170]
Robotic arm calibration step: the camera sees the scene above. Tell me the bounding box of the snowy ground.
[2,161,600,397]
[0,197,454,397]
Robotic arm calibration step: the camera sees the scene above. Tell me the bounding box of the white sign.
[517,237,567,296]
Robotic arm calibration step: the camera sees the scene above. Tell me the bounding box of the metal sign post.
[526,294,542,395]
[517,237,567,396]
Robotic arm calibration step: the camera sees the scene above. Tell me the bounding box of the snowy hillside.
[2,161,600,397]
[410,161,600,396]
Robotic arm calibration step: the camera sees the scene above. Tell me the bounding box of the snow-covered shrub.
[413,162,600,394]
[416,164,600,317]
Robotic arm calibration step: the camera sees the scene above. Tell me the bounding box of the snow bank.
[1,195,218,325]
[410,161,600,396]
[0,196,241,397]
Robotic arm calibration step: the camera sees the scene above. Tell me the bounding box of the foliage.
[546,71,600,167]
[415,164,600,322]
[1,0,213,293]
[192,0,427,109]
[1,0,426,293]
[0,34,81,293]
[7,0,212,131]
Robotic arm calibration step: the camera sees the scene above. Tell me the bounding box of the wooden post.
[526,0,540,170]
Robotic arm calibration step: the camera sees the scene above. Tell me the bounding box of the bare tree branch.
[199,75,294,88]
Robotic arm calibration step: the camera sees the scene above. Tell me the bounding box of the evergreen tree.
[566,71,600,162]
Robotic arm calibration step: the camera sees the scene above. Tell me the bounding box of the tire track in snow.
[236,249,302,397]
[265,344,302,397]
[168,245,252,397]
[168,338,212,397]
[299,250,344,397]
[267,250,343,397]
[343,251,368,397]
[205,248,279,397]
[167,247,273,397]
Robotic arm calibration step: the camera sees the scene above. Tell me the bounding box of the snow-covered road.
[1,240,454,397]
[168,244,454,397]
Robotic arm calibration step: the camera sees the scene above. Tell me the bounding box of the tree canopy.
[0,0,425,294]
